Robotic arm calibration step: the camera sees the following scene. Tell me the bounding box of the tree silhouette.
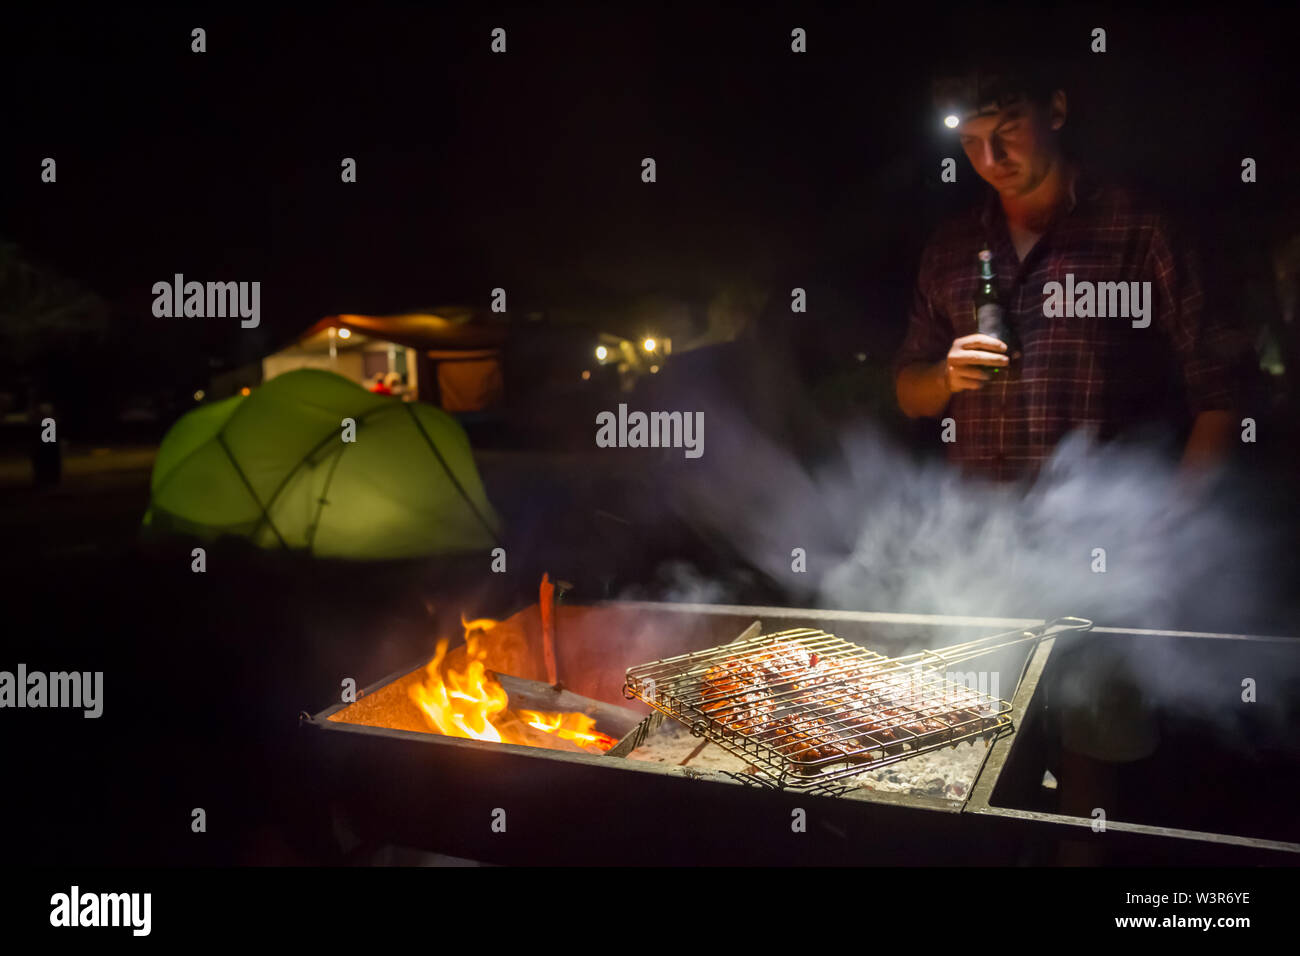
[0,241,109,373]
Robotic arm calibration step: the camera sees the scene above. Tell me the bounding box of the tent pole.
[305,443,348,552]
[402,403,501,546]
[249,403,396,548]
[216,432,289,549]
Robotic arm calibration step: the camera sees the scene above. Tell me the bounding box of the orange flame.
[410,636,508,742]
[408,615,615,754]
[518,709,614,749]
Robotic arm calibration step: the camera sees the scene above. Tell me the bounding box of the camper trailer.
[259,309,507,412]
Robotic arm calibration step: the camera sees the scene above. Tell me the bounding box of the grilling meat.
[696,639,1000,771]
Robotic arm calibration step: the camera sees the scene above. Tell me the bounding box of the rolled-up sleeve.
[893,240,955,380]
[1146,216,1257,414]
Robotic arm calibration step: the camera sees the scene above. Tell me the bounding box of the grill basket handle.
[1039,616,1094,638]
[928,616,1094,667]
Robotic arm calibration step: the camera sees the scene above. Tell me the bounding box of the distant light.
[649,365,660,374]
[337,328,352,339]
[855,352,867,363]
[240,387,251,396]
[595,345,608,361]
[193,389,205,401]
[581,370,591,380]
[643,338,656,352]
[944,114,960,129]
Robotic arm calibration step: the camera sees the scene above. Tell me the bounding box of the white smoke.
[671,412,1279,632]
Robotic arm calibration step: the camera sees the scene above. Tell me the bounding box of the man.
[893,61,1256,861]
[895,61,1254,480]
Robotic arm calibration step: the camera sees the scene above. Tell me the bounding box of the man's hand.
[1178,409,1236,499]
[896,334,1009,418]
[944,333,1010,392]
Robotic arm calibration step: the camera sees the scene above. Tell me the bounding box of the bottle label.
[976,302,1007,341]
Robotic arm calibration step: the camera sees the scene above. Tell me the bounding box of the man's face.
[956,90,1066,197]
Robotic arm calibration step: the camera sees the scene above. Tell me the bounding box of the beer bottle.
[973,247,1015,373]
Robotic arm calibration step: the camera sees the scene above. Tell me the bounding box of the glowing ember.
[408,615,616,754]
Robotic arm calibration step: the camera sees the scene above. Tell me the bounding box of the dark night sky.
[3,3,1298,374]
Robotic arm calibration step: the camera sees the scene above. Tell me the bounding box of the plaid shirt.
[894,171,1255,480]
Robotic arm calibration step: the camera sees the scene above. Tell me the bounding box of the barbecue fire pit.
[299,600,1300,865]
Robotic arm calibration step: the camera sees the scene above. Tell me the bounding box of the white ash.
[626,719,990,799]
[850,741,988,799]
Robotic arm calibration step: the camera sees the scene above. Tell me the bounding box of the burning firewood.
[397,611,638,756]
[490,671,642,739]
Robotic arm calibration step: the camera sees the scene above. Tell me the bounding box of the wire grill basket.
[623,618,1091,788]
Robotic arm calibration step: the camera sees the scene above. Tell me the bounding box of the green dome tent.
[142,369,500,559]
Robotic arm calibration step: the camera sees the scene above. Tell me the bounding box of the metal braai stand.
[623,617,1093,789]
